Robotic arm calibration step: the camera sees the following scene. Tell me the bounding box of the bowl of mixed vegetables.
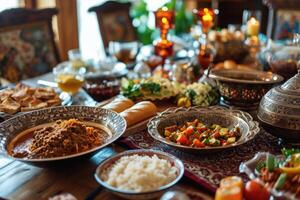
[240,148,300,199]
[148,106,260,153]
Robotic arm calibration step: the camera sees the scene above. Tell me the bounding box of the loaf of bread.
[120,101,157,127]
[102,97,134,113]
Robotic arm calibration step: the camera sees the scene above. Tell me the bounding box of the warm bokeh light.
[194,8,215,34]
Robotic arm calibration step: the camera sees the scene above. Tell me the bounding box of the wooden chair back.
[0,8,60,82]
[88,1,137,49]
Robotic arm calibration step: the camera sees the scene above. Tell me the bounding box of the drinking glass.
[68,49,87,70]
[53,62,86,97]
[108,41,139,65]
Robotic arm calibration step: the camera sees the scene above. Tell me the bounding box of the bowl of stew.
[0,106,126,166]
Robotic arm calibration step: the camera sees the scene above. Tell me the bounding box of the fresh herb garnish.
[186,89,197,100]
[121,79,142,99]
[140,82,161,94]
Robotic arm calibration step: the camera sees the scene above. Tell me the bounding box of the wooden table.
[0,145,214,200]
[0,74,214,200]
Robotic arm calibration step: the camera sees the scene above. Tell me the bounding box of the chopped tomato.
[177,134,188,145]
[180,126,186,132]
[184,126,194,135]
[212,131,220,138]
[192,139,205,147]
[197,127,207,132]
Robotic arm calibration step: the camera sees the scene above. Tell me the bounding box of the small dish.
[240,152,297,200]
[94,149,184,200]
[148,106,260,153]
[84,79,120,102]
[0,106,126,166]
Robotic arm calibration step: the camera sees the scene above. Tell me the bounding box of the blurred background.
[0,0,275,61]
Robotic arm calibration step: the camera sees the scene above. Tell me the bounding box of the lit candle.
[202,8,213,29]
[194,8,214,34]
[247,17,260,36]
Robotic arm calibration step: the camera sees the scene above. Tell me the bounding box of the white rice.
[101,154,178,192]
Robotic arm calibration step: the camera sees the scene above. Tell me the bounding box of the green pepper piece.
[266,154,275,172]
[274,173,287,190]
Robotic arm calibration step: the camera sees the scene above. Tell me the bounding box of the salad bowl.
[148,106,260,153]
[240,151,300,200]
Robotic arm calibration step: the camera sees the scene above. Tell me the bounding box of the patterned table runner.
[119,128,288,192]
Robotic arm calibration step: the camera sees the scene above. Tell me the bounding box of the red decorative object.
[153,7,175,61]
[193,8,215,34]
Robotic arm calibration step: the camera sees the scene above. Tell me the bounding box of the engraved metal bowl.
[0,106,126,166]
[94,149,184,200]
[207,69,284,110]
[240,152,297,199]
[258,70,300,141]
[148,106,260,153]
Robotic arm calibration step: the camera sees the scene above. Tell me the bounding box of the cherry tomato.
[177,134,188,145]
[184,126,194,135]
[244,180,270,200]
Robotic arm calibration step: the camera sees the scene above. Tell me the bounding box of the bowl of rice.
[94,149,184,200]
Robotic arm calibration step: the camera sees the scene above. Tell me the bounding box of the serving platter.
[148,106,260,153]
[0,106,126,166]
[0,84,72,122]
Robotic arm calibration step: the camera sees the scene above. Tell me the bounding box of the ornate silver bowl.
[207,69,283,110]
[258,70,300,141]
[94,149,184,200]
[148,106,260,153]
[0,106,126,166]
